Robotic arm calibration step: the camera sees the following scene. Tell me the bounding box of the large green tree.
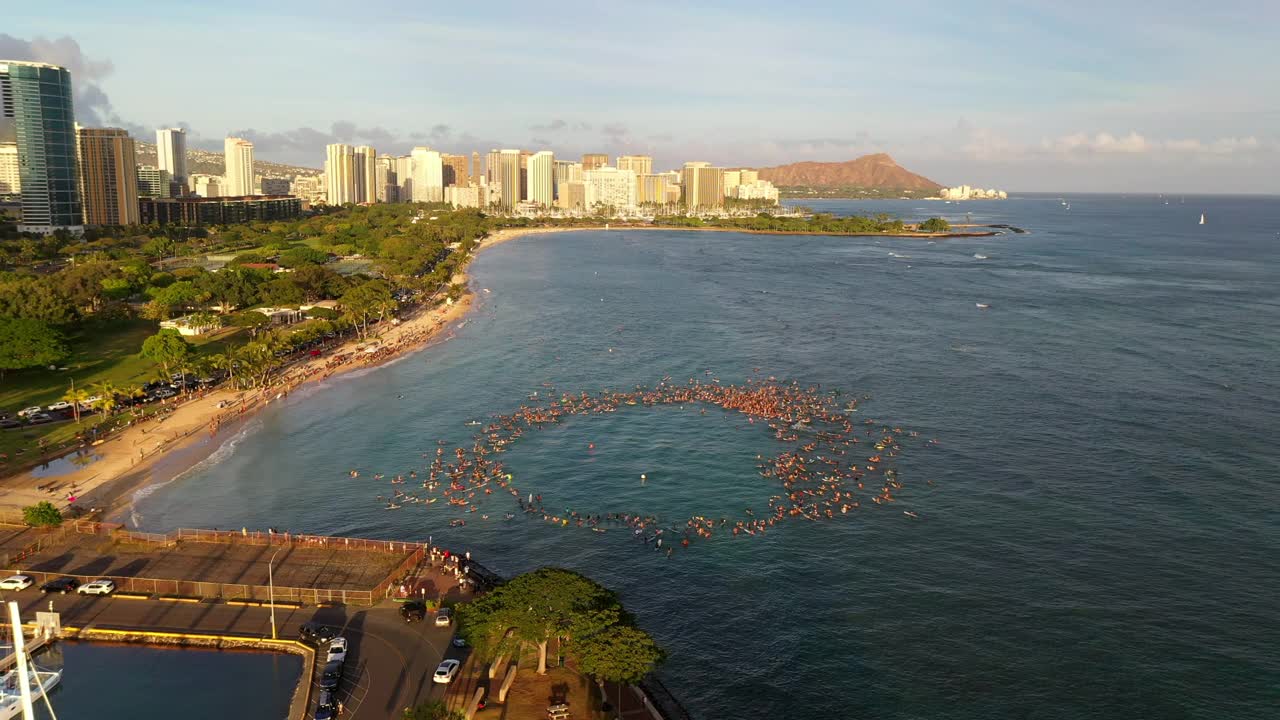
[140,328,193,379]
[457,568,662,680]
[0,317,68,379]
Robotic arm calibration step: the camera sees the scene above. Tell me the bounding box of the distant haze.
[4,2,1277,193]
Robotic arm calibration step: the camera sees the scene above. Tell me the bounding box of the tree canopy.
[0,317,68,378]
[23,501,63,527]
[457,567,664,681]
[140,328,193,378]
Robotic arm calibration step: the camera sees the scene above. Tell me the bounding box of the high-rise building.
[583,166,637,213]
[582,153,609,171]
[376,154,397,202]
[486,149,502,184]
[395,155,414,203]
[616,155,652,175]
[471,152,482,183]
[526,151,554,206]
[557,181,586,211]
[739,169,759,185]
[156,128,187,187]
[722,170,741,197]
[136,164,172,198]
[1,60,83,233]
[0,143,19,195]
[291,174,325,205]
[682,162,724,210]
[75,126,139,226]
[442,153,468,187]
[553,160,582,200]
[223,137,255,196]
[410,147,444,202]
[637,174,670,206]
[498,149,521,211]
[353,145,376,203]
[325,143,355,205]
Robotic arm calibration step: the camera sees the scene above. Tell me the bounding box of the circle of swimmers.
[362,376,935,557]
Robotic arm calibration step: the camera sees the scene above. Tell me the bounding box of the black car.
[318,660,344,690]
[0,419,21,429]
[40,577,80,594]
[399,600,426,623]
[314,690,339,720]
[300,622,337,646]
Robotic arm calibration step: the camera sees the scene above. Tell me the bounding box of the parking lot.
[19,532,411,590]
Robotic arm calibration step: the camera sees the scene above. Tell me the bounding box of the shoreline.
[0,220,1004,526]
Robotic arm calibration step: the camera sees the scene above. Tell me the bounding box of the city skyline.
[3,3,1279,193]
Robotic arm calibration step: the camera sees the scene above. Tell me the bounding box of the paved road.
[9,589,461,719]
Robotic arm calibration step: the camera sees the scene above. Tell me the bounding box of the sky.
[4,0,1278,192]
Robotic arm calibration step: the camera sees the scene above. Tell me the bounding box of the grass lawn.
[0,319,244,471]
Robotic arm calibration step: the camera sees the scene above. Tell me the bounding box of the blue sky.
[5,0,1278,192]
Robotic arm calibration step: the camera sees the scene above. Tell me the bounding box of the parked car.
[300,622,337,646]
[0,419,22,429]
[399,600,426,623]
[0,575,34,591]
[77,579,116,596]
[434,607,452,627]
[152,388,178,399]
[27,413,54,425]
[325,637,347,664]
[46,401,72,411]
[16,407,42,418]
[314,690,339,720]
[318,660,344,690]
[40,577,80,594]
[432,659,461,684]
[451,637,467,648]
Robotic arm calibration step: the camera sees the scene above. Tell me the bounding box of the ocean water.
[34,642,299,719]
[129,194,1280,719]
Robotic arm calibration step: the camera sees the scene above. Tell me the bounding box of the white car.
[326,637,347,664]
[16,407,42,418]
[46,401,72,411]
[77,579,116,596]
[0,575,33,591]
[432,659,460,684]
[434,608,452,627]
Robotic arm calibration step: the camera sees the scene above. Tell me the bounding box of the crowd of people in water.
[359,376,933,557]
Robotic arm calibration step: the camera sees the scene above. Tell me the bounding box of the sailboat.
[1199,213,1205,225]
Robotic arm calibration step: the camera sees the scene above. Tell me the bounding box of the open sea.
[127,194,1279,719]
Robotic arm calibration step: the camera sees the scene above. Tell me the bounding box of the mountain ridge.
[758,153,942,190]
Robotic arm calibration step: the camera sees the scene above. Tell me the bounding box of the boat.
[1199,213,1205,225]
[0,665,62,719]
[464,421,481,426]
[973,254,988,260]
[976,303,991,310]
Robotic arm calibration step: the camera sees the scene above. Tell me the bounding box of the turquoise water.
[35,642,299,719]
[130,195,1280,718]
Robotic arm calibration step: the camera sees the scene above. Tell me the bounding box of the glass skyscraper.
[0,60,83,233]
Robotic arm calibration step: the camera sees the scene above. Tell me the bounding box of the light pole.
[268,546,284,640]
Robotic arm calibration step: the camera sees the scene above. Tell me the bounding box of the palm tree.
[62,384,90,424]
[92,381,118,421]
[209,353,236,389]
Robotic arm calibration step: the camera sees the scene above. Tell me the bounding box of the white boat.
[973,254,988,260]
[1199,213,1205,225]
[976,303,991,310]
[0,666,62,719]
